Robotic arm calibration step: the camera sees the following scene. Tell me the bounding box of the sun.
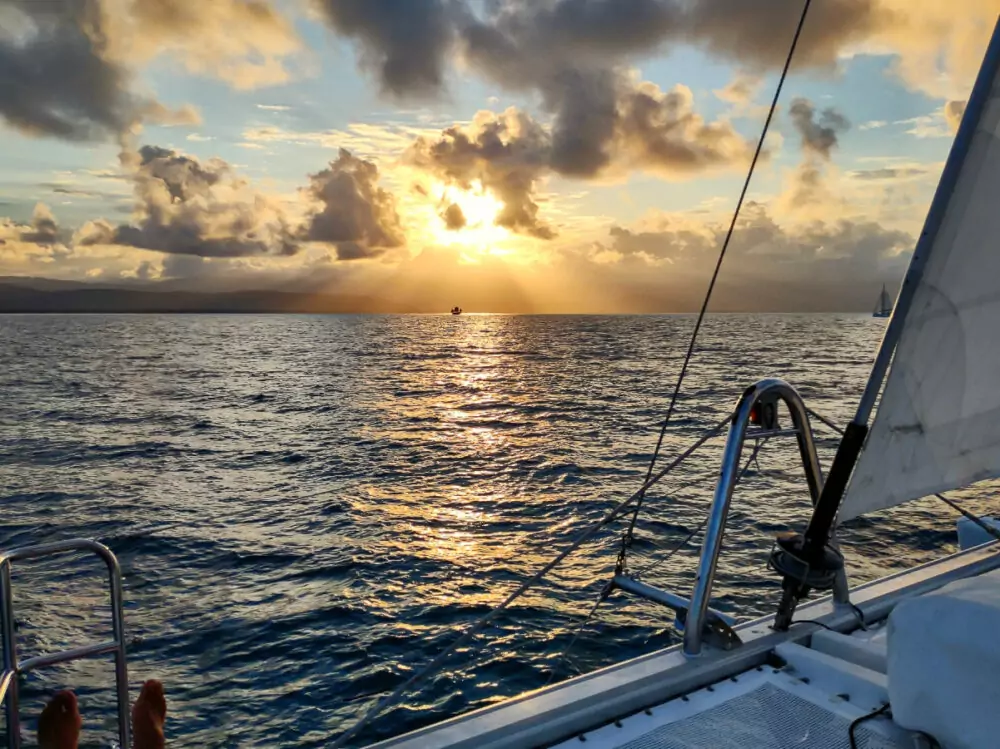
[444,181,504,227]
[428,180,513,250]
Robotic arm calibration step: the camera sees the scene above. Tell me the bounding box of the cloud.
[20,204,60,245]
[310,0,991,121]
[0,0,149,141]
[441,203,466,230]
[597,201,913,309]
[104,0,301,90]
[301,149,407,260]
[0,203,63,246]
[243,121,439,160]
[873,0,995,100]
[778,98,850,216]
[76,145,299,258]
[10,145,409,266]
[311,0,458,96]
[406,108,556,239]
[788,98,850,160]
[313,0,884,100]
[944,100,966,133]
[714,73,762,105]
[405,80,757,237]
[859,120,887,130]
[849,166,929,181]
[894,110,955,139]
[0,0,299,142]
[615,81,758,175]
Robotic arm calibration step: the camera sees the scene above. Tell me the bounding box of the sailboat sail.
[839,31,1000,522]
[873,285,891,316]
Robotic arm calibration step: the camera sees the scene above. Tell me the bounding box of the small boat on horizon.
[873,283,892,318]
[4,11,1000,749]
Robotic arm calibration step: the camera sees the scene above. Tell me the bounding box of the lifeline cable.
[618,0,816,564]
[807,406,1000,544]
[331,416,729,748]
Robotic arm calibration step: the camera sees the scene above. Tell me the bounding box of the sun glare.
[429,181,513,251]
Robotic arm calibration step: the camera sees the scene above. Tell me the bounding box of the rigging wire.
[638,437,771,580]
[545,437,772,688]
[807,406,1000,543]
[619,0,816,561]
[542,581,613,687]
[335,2,819,738]
[330,416,730,748]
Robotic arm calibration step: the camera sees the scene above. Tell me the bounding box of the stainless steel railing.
[0,539,130,749]
[682,378,847,656]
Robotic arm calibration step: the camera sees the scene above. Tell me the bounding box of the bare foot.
[132,679,166,749]
[38,690,82,749]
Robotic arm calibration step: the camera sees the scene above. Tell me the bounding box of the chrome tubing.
[683,379,831,657]
[0,539,130,749]
[0,564,17,748]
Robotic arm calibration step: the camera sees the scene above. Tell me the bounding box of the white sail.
[839,48,1000,522]
[875,286,891,315]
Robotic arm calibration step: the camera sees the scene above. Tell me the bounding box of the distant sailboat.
[873,283,892,318]
[450,306,462,315]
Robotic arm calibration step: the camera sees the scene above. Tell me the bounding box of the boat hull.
[367,539,1000,749]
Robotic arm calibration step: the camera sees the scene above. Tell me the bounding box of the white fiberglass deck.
[550,623,914,749]
[370,541,1000,749]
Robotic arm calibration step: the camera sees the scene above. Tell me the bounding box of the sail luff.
[838,15,1000,522]
[849,19,1000,430]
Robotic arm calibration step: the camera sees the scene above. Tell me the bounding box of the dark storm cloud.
[302,149,406,259]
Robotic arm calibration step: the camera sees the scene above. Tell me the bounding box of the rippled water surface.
[1,313,992,747]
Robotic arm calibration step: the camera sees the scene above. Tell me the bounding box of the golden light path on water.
[2,313,998,746]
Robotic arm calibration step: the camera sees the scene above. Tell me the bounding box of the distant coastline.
[0,277,885,314]
[0,277,408,314]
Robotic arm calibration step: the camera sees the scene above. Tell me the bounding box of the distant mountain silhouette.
[0,278,396,313]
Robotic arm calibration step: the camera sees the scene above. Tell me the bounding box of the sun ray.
[428,181,512,250]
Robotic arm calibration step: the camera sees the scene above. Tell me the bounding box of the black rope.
[790,619,835,631]
[638,437,771,579]
[849,703,891,749]
[543,581,613,687]
[934,491,1000,542]
[808,406,1000,545]
[618,0,815,565]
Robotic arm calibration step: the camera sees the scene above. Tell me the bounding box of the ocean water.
[0,313,992,747]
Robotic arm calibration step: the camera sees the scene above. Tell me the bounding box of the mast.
[771,14,1000,630]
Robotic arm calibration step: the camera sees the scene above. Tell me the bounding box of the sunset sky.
[0,0,995,312]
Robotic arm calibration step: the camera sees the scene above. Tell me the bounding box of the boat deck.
[369,541,1000,749]
[550,622,922,749]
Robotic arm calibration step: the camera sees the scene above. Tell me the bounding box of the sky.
[0,0,996,312]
